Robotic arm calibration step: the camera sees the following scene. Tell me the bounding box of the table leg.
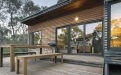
[0,47,3,67]
[61,54,63,64]
[16,57,19,74]
[54,56,57,63]
[10,45,15,71]
[23,58,27,75]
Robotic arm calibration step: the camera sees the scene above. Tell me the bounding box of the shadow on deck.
[44,54,104,68]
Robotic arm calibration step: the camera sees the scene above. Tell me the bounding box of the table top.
[0,44,53,48]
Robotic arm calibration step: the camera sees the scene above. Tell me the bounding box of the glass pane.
[57,28,68,50]
[110,2,121,47]
[34,31,42,45]
[86,22,102,54]
[70,25,84,53]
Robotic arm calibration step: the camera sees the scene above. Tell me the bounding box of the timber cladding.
[28,5,104,45]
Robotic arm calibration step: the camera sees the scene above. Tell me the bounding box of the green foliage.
[0,0,45,52]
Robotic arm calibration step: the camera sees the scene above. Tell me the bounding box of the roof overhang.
[21,0,104,26]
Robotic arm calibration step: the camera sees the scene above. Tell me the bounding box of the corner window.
[110,1,121,47]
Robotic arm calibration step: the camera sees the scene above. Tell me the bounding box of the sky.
[32,0,58,7]
[111,2,121,20]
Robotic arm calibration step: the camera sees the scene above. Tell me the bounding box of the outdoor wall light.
[75,17,79,21]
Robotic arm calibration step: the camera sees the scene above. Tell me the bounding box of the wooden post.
[0,47,3,67]
[10,45,15,71]
[22,58,27,75]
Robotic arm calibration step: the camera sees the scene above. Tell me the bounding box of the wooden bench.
[16,53,63,75]
[3,52,36,56]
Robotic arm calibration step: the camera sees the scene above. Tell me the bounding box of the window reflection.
[86,22,102,53]
[111,2,121,47]
[70,25,84,53]
[34,31,42,45]
[57,28,68,50]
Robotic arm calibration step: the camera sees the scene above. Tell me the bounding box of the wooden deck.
[0,57,103,75]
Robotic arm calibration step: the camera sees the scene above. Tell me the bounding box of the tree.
[0,26,11,44]
[5,0,23,44]
[71,26,84,41]
[0,0,47,52]
[22,0,41,18]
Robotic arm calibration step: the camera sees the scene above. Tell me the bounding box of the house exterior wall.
[28,5,104,45]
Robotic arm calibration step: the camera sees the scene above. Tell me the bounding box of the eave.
[21,0,104,26]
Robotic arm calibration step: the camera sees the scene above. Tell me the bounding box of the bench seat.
[16,53,63,75]
[3,52,36,55]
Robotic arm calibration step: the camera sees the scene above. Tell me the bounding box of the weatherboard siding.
[28,5,104,45]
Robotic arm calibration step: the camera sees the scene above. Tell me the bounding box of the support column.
[104,63,109,75]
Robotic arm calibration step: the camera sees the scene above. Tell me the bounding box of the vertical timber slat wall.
[28,6,104,45]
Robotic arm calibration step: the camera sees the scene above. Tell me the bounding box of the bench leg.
[16,57,19,74]
[61,55,63,64]
[22,58,27,75]
[54,56,57,63]
[0,47,3,67]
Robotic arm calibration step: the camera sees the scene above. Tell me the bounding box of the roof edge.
[21,0,77,23]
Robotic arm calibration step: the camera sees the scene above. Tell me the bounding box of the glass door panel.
[70,25,84,53]
[86,22,102,54]
[57,27,68,53]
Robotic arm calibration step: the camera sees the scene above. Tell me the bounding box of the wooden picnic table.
[0,44,54,72]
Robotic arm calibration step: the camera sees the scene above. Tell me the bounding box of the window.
[70,25,84,53]
[110,2,121,47]
[56,20,102,54]
[86,22,102,53]
[34,31,42,45]
[57,27,68,50]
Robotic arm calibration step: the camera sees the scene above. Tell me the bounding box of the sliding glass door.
[56,21,102,55]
